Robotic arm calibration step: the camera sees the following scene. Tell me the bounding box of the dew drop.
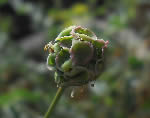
[70,89,75,98]
[102,48,104,55]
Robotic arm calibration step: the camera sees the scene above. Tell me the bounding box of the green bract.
[45,26,108,87]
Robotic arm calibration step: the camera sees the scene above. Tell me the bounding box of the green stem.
[44,87,65,118]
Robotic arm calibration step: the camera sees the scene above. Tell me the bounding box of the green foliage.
[0,16,12,32]
[128,56,144,69]
[0,89,41,107]
[0,0,8,5]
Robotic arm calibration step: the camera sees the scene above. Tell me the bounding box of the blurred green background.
[0,0,150,118]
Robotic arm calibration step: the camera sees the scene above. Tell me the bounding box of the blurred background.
[0,0,150,118]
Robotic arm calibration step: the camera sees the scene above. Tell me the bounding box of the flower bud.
[45,26,109,87]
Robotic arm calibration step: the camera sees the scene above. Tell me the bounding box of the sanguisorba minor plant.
[44,26,109,118]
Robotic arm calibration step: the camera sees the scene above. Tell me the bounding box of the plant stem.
[44,87,65,118]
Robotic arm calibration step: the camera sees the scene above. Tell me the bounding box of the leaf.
[64,66,86,77]
[64,67,90,86]
[61,59,72,72]
[70,41,93,65]
[56,36,73,48]
[93,39,105,48]
[72,26,97,39]
[92,39,105,58]
[79,34,94,42]
[52,43,61,54]
[56,26,75,38]
[55,48,70,71]
[47,53,56,66]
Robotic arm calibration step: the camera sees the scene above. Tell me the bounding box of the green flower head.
[45,26,109,87]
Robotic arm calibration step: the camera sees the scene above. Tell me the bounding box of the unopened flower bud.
[45,26,109,87]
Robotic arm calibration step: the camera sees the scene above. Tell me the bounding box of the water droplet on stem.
[71,89,75,98]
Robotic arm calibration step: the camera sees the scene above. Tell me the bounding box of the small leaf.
[71,70,88,82]
[61,59,72,72]
[55,48,70,71]
[71,41,93,65]
[52,43,61,53]
[56,26,76,38]
[64,68,90,86]
[47,53,56,66]
[72,26,97,39]
[92,39,105,58]
[93,39,105,48]
[64,66,86,77]
[79,34,94,42]
[56,36,73,48]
